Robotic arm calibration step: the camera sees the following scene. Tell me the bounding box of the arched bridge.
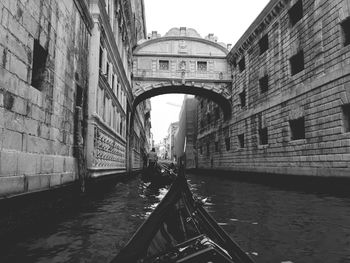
[132,27,232,119]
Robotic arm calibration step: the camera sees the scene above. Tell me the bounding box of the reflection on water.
[187,173,350,263]
[1,173,350,263]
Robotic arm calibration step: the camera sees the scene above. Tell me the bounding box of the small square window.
[289,117,305,140]
[159,60,169,70]
[259,75,269,93]
[238,133,245,148]
[197,61,207,71]
[238,57,245,72]
[99,46,103,70]
[76,85,83,107]
[215,141,219,152]
[239,90,246,108]
[259,34,269,55]
[290,50,304,76]
[342,104,350,132]
[106,63,109,78]
[31,39,48,91]
[225,137,230,151]
[288,0,303,27]
[259,127,268,145]
[341,17,350,47]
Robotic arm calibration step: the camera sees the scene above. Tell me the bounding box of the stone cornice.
[133,77,232,84]
[134,53,226,59]
[227,0,288,64]
[134,36,229,55]
[73,0,94,33]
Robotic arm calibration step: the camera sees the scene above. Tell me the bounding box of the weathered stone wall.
[0,0,92,197]
[86,0,149,177]
[175,97,198,168]
[197,0,350,177]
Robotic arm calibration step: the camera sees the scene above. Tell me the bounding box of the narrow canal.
[1,172,350,263]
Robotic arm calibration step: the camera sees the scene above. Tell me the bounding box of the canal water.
[1,172,350,263]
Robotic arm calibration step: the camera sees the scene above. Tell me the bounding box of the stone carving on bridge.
[132,81,231,99]
[179,60,186,70]
[178,40,187,53]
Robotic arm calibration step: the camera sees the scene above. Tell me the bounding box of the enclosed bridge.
[131,27,232,119]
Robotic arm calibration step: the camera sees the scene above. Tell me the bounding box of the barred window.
[197,61,207,71]
[288,0,303,27]
[238,57,245,72]
[341,17,350,47]
[225,137,230,151]
[259,127,268,145]
[239,90,246,108]
[289,117,305,140]
[31,39,48,91]
[238,133,245,148]
[290,50,304,76]
[342,104,350,132]
[159,60,169,70]
[259,75,269,93]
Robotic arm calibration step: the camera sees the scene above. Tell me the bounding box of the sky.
[144,0,271,143]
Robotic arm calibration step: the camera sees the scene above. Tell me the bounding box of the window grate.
[289,117,305,140]
[290,50,304,76]
[31,39,48,91]
[288,0,303,27]
[259,34,269,55]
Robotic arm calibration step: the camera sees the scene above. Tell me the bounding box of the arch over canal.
[132,27,232,119]
[128,28,233,173]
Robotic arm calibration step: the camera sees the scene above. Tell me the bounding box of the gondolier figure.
[147,148,158,169]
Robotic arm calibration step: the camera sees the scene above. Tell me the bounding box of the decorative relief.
[92,126,126,168]
[179,60,186,70]
[178,40,187,53]
[159,60,169,70]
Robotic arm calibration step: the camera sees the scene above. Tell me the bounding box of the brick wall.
[197,0,350,177]
[0,0,92,197]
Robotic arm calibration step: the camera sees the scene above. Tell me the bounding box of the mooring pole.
[74,106,87,193]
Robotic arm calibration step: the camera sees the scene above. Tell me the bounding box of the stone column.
[86,20,101,171]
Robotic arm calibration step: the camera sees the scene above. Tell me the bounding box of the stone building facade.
[0,0,93,197]
[0,0,151,199]
[167,121,179,161]
[175,96,198,168]
[197,0,350,177]
[86,0,149,178]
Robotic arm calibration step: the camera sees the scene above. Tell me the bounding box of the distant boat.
[112,171,255,263]
[142,162,177,187]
